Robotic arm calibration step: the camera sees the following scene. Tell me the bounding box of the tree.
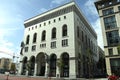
[10,63,16,74]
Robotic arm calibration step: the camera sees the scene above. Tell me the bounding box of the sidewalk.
[0,74,108,80]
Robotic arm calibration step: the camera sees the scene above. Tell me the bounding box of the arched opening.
[21,57,27,75]
[36,53,46,76]
[26,35,30,44]
[61,52,69,77]
[41,30,46,41]
[62,24,67,37]
[33,33,37,43]
[28,56,35,76]
[51,28,56,39]
[49,54,57,77]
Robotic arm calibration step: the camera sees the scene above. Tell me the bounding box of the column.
[34,63,37,76]
[45,63,49,78]
[18,61,23,75]
[70,59,76,78]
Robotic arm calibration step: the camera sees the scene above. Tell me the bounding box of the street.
[0,74,109,80]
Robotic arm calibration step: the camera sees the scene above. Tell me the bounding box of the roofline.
[24,1,75,23]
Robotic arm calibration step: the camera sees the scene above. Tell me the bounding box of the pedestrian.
[108,73,119,80]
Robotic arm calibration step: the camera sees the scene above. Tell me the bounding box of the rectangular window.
[118,6,120,11]
[104,16,117,30]
[32,45,36,51]
[102,8,114,16]
[24,47,28,52]
[106,30,119,46]
[117,47,120,55]
[62,39,68,47]
[108,48,113,56]
[51,41,56,48]
[40,43,46,48]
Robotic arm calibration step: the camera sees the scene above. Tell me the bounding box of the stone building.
[19,1,99,78]
[95,0,120,76]
[0,58,12,71]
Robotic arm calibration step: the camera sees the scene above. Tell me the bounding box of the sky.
[0,0,103,59]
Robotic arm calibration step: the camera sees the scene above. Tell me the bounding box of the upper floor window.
[32,45,36,51]
[77,26,80,38]
[106,30,119,46]
[117,0,120,2]
[108,48,113,56]
[102,8,114,16]
[118,6,120,11]
[24,47,28,52]
[41,30,46,41]
[62,39,68,47]
[51,28,56,39]
[62,24,67,37]
[64,16,66,19]
[51,41,56,48]
[117,47,120,55]
[26,35,30,45]
[33,33,37,43]
[104,16,117,30]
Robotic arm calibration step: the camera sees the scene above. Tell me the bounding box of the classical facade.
[19,1,99,78]
[95,0,120,76]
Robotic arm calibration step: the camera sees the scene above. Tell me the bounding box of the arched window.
[26,35,30,44]
[62,24,67,37]
[61,52,69,77]
[41,30,46,41]
[51,28,56,39]
[33,33,37,43]
[50,54,57,77]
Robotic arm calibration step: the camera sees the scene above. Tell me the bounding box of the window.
[26,35,30,44]
[53,19,56,23]
[40,24,41,27]
[62,39,68,47]
[40,43,46,48]
[44,23,46,26]
[28,28,30,31]
[64,16,66,19]
[33,33,37,43]
[59,18,61,21]
[41,30,46,41]
[117,47,120,55]
[32,27,34,30]
[117,0,120,2]
[35,26,37,29]
[51,28,56,39]
[77,26,80,38]
[118,6,120,11]
[104,16,117,30]
[32,45,36,51]
[49,21,51,24]
[106,30,119,46]
[24,47,28,52]
[102,8,114,16]
[51,41,56,48]
[108,48,113,56]
[62,24,67,37]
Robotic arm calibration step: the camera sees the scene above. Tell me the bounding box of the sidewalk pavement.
[0,74,108,80]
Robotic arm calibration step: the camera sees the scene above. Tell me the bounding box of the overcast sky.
[0,0,103,59]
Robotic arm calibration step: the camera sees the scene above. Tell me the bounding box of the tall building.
[95,0,120,76]
[19,1,99,78]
